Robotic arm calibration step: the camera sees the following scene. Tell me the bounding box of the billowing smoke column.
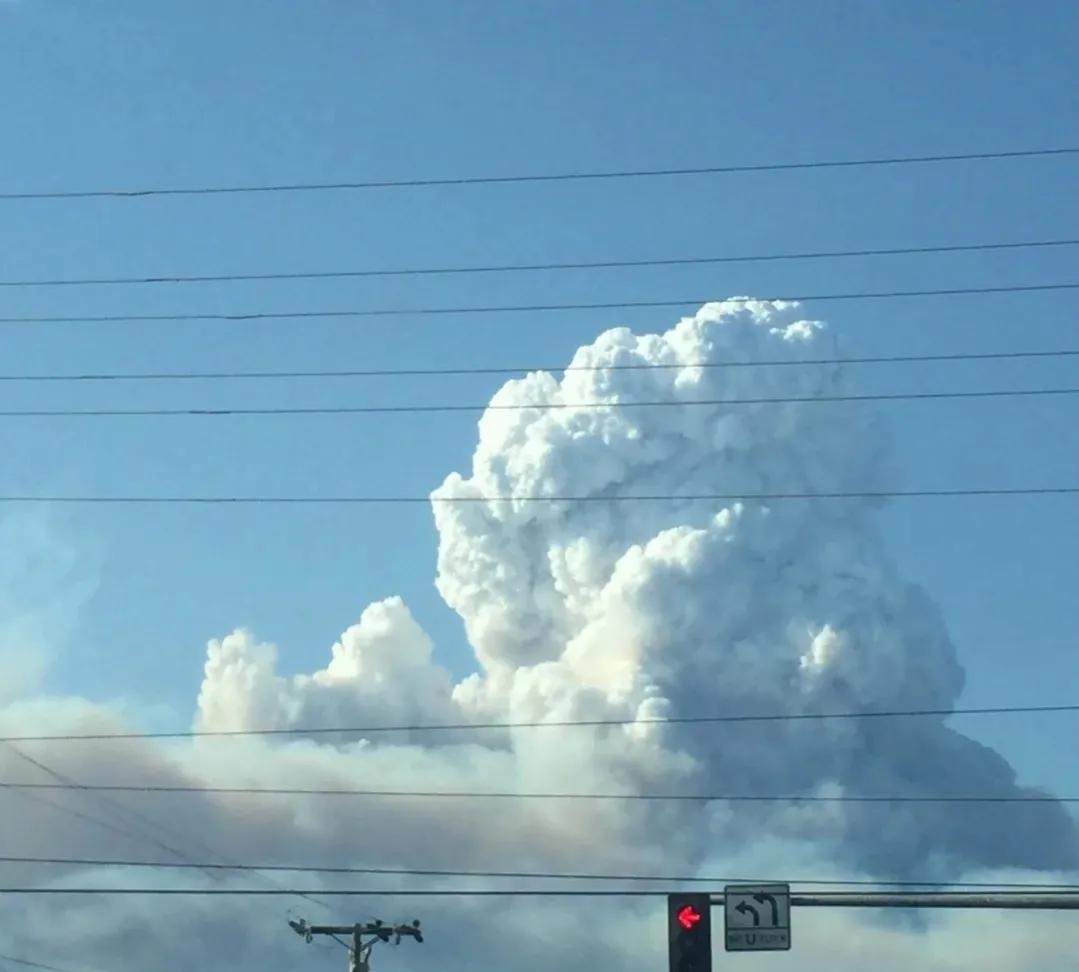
[197,299,1078,880]
[5,299,1078,972]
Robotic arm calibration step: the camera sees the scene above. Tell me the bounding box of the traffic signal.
[668,893,712,972]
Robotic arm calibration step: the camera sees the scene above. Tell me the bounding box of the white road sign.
[723,883,791,952]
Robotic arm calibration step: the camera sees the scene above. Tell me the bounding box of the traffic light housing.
[668,893,712,972]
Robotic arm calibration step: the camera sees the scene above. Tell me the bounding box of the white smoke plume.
[1,299,1076,971]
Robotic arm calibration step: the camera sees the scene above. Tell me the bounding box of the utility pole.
[289,917,423,972]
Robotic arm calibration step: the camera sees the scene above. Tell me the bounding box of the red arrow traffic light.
[677,905,702,930]
[669,893,712,972]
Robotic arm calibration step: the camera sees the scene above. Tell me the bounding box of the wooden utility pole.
[289,917,423,971]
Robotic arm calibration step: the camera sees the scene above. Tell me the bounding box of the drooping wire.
[0,346,1076,383]
[3,701,1077,744]
[0,486,1074,506]
[0,282,1076,327]
[2,146,1076,200]
[0,386,1075,420]
[3,854,1077,892]
[0,237,1075,288]
[0,744,333,915]
[1,780,1077,805]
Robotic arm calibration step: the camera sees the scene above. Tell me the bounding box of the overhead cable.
[0,957,97,972]
[3,888,1079,899]
[4,701,1077,745]
[0,745,222,882]
[0,386,1076,420]
[0,283,1077,327]
[0,238,1076,288]
[0,487,1074,506]
[1,744,331,912]
[1,780,1075,805]
[1,347,1078,384]
[3,146,1076,201]
[5,854,1077,891]
[3,701,1074,745]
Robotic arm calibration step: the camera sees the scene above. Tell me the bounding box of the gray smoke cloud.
[1,299,1076,972]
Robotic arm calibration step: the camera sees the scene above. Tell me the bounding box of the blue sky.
[1,0,1077,796]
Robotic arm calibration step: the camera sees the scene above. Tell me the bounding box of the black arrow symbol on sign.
[734,901,760,926]
[753,893,779,926]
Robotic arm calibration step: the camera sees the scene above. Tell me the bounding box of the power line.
[1,347,1078,384]
[0,283,1076,327]
[0,487,1074,506]
[0,782,172,851]
[1,238,1076,289]
[1,387,1078,420]
[3,146,1077,201]
[0,956,96,972]
[3,887,1079,898]
[5,701,1075,745]
[5,855,1077,892]
[1,744,224,883]
[1,746,334,915]
[1,780,1075,805]
[0,749,254,891]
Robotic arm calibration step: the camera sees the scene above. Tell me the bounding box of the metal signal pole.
[670,886,1079,968]
[769,892,1079,910]
[289,917,423,971]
